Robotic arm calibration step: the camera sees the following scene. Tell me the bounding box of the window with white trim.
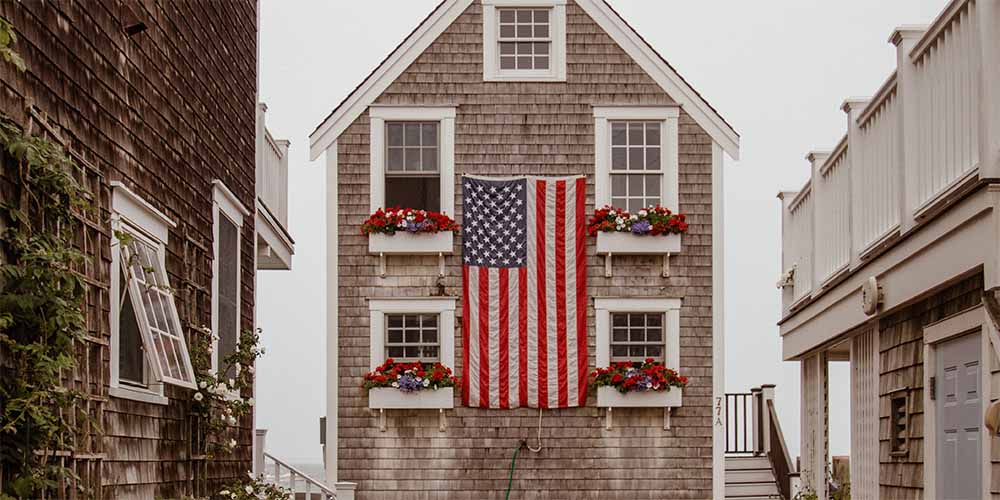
[369,298,455,370]
[110,183,196,403]
[594,107,680,213]
[212,181,248,380]
[595,298,680,371]
[483,0,566,81]
[369,107,455,216]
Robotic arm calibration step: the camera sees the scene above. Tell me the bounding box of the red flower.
[611,373,623,384]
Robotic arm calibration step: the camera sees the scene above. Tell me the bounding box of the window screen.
[385,314,440,362]
[217,215,240,380]
[610,312,664,363]
[610,121,662,212]
[498,8,550,70]
[120,231,196,388]
[385,122,440,211]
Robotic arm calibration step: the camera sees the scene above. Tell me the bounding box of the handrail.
[263,451,336,499]
[766,400,795,500]
[724,392,758,455]
[909,0,972,63]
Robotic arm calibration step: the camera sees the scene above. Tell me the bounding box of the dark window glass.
[218,215,239,380]
[119,267,145,386]
[385,177,440,212]
[609,312,666,363]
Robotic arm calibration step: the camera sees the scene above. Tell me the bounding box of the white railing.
[853,79,901,252]
[778,0,993,313]
[814,145,851,285]
[909,0,980,212]
[257,103,290,231]
[263,452,336,500]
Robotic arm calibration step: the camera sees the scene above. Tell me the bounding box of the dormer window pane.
[497,8,552,72]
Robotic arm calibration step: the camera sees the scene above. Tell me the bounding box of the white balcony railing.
[259,109,290,230]
[778,0,995,313]
[256,103,294,270]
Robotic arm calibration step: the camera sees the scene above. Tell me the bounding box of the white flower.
[218,382,228,392]
[228,379,235,388]
[245,485,253,494]
[247,398,255,407]
[235,363,241,371]
[630,214,638,221]
[230,438,238,448]
[422,379,430,387]
[616,225,625,230]
[638,209,648,217]
[392,382,399,388]
[228,416,237,425]
[198,380,207,389]
[193,392,204,402]
[220,490,230,496]
[615,217,624,224]
[247,471,255,480]
[248,366,255,374]
[399,220,408,228]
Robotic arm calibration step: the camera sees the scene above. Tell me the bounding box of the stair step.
[726,482,779,497]
[726,469,775,483]
[725,456,771,470]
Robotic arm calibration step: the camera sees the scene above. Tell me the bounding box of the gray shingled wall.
[335,1,717,498]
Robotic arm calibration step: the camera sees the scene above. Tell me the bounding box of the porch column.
[800,352,829,500]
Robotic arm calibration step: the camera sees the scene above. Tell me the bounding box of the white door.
[936,331,982,500]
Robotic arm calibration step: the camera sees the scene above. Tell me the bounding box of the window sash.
[609,312,665,363]
[384,313,441,363]
[120,229,197,389]
[385,122,440,174]
[497,8,551,42]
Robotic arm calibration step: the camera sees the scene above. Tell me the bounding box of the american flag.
[461,175,588,409]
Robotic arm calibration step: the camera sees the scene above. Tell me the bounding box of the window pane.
[629,123,644,145]
[611,175,626,198]
[612,328,628,342]
[218,216,240,380]
[404,329,420,343]
[534,24,549,38]
[535,56,549,70]
[629,313,646,326]
[645,123,660,145]
[423,329,438,344]
[500,43,515,55]
[422,148,439,172]
[533,9,548,23]
[628,174,643,197]
[403,123,421,146]
[630,327,646,342]
[387,123,404,147]
[405,346,420,358]
[385,176,440,212]
[517,25,532,38]
[388,315,403,328]
[611,123,627,146]
[422,315,437,328]
[387,148,404,171]
[629,148,643,171]
[119,280,145,385]
[645,175,661,199]
[516,9,532,22]
[421,123,438,146]
[611,147,627,170]
[500,56,516,70]
[647,314,662,327]
[404,148,422,171]
[646,345,662,358]
[612,314,627,327]
[647,328,662,342]
[422,346,439,360]
[385,313,440,362]
[387,329,403,343]
[388,346,405,358]
[517,56,532,70]
[516,42,533,55]
[500,24,515,38]
[500,9,515,22]
[612,345,628,358]
[645,147,661,170]
[629,346,645,357]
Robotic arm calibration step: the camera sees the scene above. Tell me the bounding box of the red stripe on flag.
[462,266,470,406]
[575,177,588,404]
[518,267,528,407]
[498,267,510,409]
[535,179,548,408]
[478,267,490,408]
[554,180,568,408]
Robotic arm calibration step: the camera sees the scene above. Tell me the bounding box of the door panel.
[936,331,982,500]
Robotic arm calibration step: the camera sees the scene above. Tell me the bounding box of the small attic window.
[483,0,566,82]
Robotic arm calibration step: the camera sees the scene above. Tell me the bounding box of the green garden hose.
[505,443,523,500]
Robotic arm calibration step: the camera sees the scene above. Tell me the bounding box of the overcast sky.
[256,0,950,465]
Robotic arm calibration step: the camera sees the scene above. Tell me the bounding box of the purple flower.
[397,373,424,392]
[631,220,652,235]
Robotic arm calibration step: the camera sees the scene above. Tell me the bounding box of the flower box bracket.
[602,252,671,278]
[603,407,673,430]
[375,407,448,433]
[595,232,681,278]
[374,251,446,279]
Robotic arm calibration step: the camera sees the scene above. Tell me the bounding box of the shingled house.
[0,1,294,498]
[309,1,738,497]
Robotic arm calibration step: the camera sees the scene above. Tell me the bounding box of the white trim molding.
[212,180,245,375]
[593,297,681,371]
[308,0,739,160]
[593,106,680,212]
[111,181,176,242]
[324,142,339,486]
[368,297,457,371]
[368,106,457,217]
[710,142,726,499]
[482,0,567,82]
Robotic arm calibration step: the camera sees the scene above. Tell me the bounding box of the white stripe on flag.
[488,267,500,408]
[508,268,520,408]
[544,180,558,408]
[565,179,579,407]
[525,180,538,408]
[467,267,480,407]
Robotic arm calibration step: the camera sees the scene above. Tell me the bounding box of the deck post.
[253,428,268,476]
[800,352,829,500]
[335,482,357,500]
[760,384,775,456]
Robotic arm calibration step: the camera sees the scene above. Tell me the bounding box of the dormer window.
[483,0,566,82]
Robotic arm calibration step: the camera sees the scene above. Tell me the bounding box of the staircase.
[726,455,780,499]
[724,386,799,500]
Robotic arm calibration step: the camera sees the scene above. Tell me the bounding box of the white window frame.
[593,106,680,212]
[369,106,456,217]
[368,298,456,371]
[594,297,681,372]
[109,182,177,405]
[483,0,567,82]
[212,180,249,376]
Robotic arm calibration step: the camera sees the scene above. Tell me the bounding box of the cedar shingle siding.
[877,273,983,500]
[0,1,256,498]
[337,2,716,497]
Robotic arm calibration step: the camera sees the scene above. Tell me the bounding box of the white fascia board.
[111,181,177,242]
[575,0,740,160]
[309,0,475,161]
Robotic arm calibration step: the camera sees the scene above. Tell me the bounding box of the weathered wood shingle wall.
[877,273,983,500]
[337,2,716,498]
[0,1,256,498]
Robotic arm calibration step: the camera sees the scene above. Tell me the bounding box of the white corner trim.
[593,297,682,371]
[325,142,339,487]
[213,179,251,222]
[308,0,739,161]
[593,106,680,211]
[923,305,984,344]
[369,107,456,216]
[111,181,176,242]
[710,142,726,500]
[309,0,474,160]
[368,297,458,371]
[483,1,567,82]
[575,0,739,159]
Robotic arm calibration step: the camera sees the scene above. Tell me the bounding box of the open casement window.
[119,229,197,389]
[483,0,566,81]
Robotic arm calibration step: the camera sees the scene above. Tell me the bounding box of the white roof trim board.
[309,0,740,161]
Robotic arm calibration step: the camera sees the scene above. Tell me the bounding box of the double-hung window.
[483,0,566,81]
[595,298,681,370]
[212,181,249,380]
[593,107,680,213]
[110,183,196,403]
[369,107,456,216]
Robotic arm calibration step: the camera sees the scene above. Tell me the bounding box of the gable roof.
[309,0,740,161]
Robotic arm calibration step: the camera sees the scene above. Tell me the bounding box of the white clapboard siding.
[850,328,880,500]
[854,88,900,253]
[786,187,814,304]
[910,2,979,212]
[814,149,851,285]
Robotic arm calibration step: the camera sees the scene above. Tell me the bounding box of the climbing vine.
[0,17,92,498]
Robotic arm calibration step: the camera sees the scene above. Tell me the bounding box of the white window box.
[367,387,455,410]
[368,231,455,255]
[596,386,682,408]
[595,231,681,255]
